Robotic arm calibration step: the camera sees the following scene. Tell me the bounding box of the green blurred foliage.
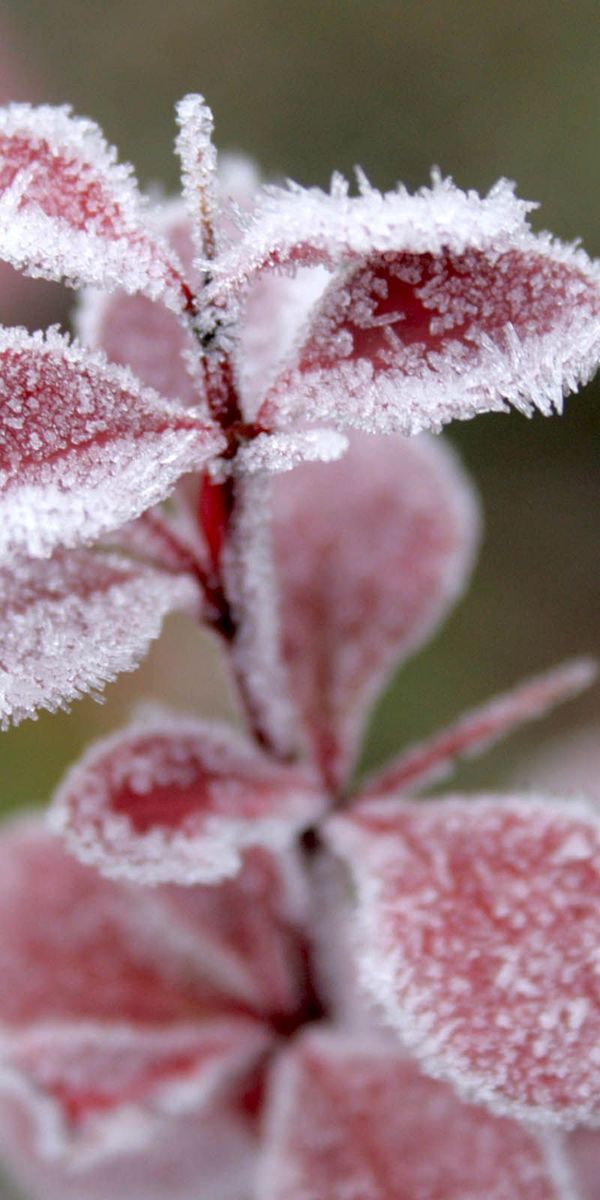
[1,0,599,813]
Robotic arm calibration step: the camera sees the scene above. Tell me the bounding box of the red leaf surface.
[0,103,188,307]
[0,822,270,1165]
[258,1030,570,1200]
[271,431,479,791]
[327,795,600,1123]
[50,714,325,885]
[0,548,200,727]
[0,1097,257,1200]
[0,327,224,562]
[565,1128,600,1200]
[157,848,310,1019]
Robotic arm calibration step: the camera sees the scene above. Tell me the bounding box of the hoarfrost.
[50,714,325,885]
[0,103,187,308]
[0,549,200,727]
[0,326,225,562]
[258,1029,571,1200]
[260,237,600,435]
[327,794,600,1125]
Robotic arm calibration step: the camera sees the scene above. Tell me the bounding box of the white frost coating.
[0,550,200,727]
[326,793,600,1128]
[222,474,297,758]
[175,95,219,261]
[261,231,600,437]
[0,325,225,562]
[0,1018,267,1168]
[214,429,348,478]
[50,713,324,886]
[0,103,186,309]
[206,173,536,307]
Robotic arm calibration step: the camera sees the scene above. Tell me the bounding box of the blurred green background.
[1,0,599,814]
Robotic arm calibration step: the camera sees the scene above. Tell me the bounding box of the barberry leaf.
[258,1029,573,1200]
[50,714,325,885]
[271,431,479,791]
[361,658,597,798]
[0,549,200,727]
[206,174,533,310]
[0,822,268,1167]
[0,1101,257,1200]
[327,794,600,1125]
[156,847,310,1018]
[0,327,225,563]
[0,103,188,308]
[249,189,600,435]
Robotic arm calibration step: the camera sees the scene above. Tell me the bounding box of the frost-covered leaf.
[50,715,325,885]
[258,229,600,437]
[0,548,200,727]
[206,174,534,308]
[327,794,600,1125]
[0,103,188,307]
[0,1019,267,1166]
[271,431,479,791]
[361,658,597,798]
[0,1098,258,1200]
[175,95,219,261]
[77,285,202,408]
[258,1029,571,1200]
[0,327,225,562]
[156,847,310,1019]
[0,821,269,1167]
[0,822,234,1027]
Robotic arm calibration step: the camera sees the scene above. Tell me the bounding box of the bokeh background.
[2,0,599,814]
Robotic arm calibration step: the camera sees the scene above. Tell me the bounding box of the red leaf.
[0,327,224,562]
[0,548,200,727]
[271,431,479,790]
[0,103,188,307]
[258,1030,568,1200]
[50,714,325,885]
[327,795,600,1123]
[361,658,597,798]
[260,237,600,435]
[565,1128,600,1200]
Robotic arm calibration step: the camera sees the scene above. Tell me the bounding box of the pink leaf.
[361,658,597,799]
[0,822,234,1027]
[206,174,533,310]
[271,431,479,790]
[0,327,225,562]
[258,1029,570,1200]
[156,847,310,1020]
[1,1019,267,1166]
[0,1098,257,1200]
[249,190,600,435]
[0,548,200,727]
[0,103,188,308]
[0,822,269,1165]
[50,714,325,885]
[327,795,600,1124]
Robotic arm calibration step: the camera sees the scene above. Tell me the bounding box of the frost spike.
[0,103,189,309]
[361,657,597,799]
[327,794,600,1125]
[175,95,219,262]
[49,715,325,885]
[257,1029,572,1200]
[0,326,225,563]
[0,549,201,728]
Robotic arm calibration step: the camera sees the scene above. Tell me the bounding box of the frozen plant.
[0,95,599,1198]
